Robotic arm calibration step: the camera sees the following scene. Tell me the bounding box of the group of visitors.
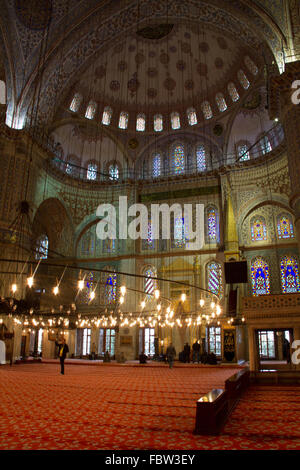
[182,341,201,363]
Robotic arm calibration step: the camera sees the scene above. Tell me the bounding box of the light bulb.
[53,285,59,296]
[181,293,186,302]
[119,296,124,304]
[166,306,170,314]
[211,301,215,309]
[157,304,161,311]
[78,280,84,290]
[141,301,145,309]
[27,277,34,288]
[200,299,205,307]
[154,289,160,300]
[90,291,95,300]
[11,283,17,293]
[120,285,126,296]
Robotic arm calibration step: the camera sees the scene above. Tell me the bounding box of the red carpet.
[0,363,299,450]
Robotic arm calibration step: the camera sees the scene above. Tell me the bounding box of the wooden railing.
[243,293,300,318]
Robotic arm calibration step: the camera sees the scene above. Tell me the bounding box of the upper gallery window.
[277,214,294,239]
[196,145,206,171]
[237,144,250,161]
[136,113,146,132]
[227,82,240,102]
[172,144,185,174]
[152,153,161,178]
[118,111,129,129]
[171,112,181,130]
[69,93,82,112]
[102,106,113,125]
[259,136,272,154]
[206,206,219,242]
[251,217,267,242]
[154,114,163,132]
[85,101,97,120]
[187,108,197,126]
[35,235,49,260]
[87,163,97,180]
[207,261,223,299]
[109,164,119,181]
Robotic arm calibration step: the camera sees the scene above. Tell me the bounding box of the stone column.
[269,61,300,252]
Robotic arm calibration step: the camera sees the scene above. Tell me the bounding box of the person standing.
[192,340,201,363]
[184,342,191,363]
[166,343,176,369]
[55,337,69,375]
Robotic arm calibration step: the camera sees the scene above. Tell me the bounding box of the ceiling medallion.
[136,24,174,40]
[128,138,139,150]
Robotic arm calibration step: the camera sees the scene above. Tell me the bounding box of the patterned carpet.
[0,362,299,450]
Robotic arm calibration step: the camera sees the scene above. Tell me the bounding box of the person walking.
[166,343,176,369]
[55,337,69,375]
[192,340,201,363]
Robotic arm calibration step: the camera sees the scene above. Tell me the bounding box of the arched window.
[143,267,157,295]
[80,228,95,256]
[172,144,185,174]
[172,216,187,248]
[142,221,155,250]
[85,101,97,120]
[207,261,223,299]
[251,217,267,242]
[237,144,250,161]
[105,271,117,303]
[109,164,119,181]
[171,112,180,130]
[277,214,294,239]
[259,136,272,154]
[280,256,300,293]
[237,70,250,89]
[80,271,95,303]
[136,113,146,132]
[154,114,163,132]
[119,111,128,129]
[244,56,258,75]
[227,82,239,102]
[102,238,116,253]
[201,101,213,120]
[187,107,197,126]
[215,93,227,112]
[87,163,97,180]
[196,145,206,171]
[35,235,48,260]
[152,153,161,178]
[69,93,82,112]
[251,257,270,296]
[0,80,6,105]
[102,106,113,125]
[206,206,219,242]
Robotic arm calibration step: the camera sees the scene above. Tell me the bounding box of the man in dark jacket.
[192,340,201,363]
[184,342,191,363]
[55,337,69,375]
[166,343,176,369]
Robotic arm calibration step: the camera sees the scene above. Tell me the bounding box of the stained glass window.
[251,257,270,295]
[102,106,113,125]
[244,56,258,75]
[207,207,218,242]
[152,153,161,178]
[171,112,181,130]
[251,218,267,242]
[201,101,213,120]
[80,229,95,256]
[187,107,197,126]
[109,164,119,180]
[154,114,163,132]
[260,136,272,154]
[66,163,72,175]
[227,82,240,102]
[87,163,97,180]
[81,271,95,303]
[237,70,250,89]
[105,271,117,303]
[215,93,227,112]
[136,113,146,132]
[142,221,155,250]
[118,111,128,129]
[35,235,48,260]
[103,238,116,253]
[196,145,206,171]
[69,93,82,112]
[238,144,250,161]
[280,256,300,293]
[277,214,294,239]
[85,100,97,120]
[207,261,223,299]
[173,217,187,248]
[144,267,157,295]
[172,144,185,174]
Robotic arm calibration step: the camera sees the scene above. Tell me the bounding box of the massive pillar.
[269,61,300,252]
